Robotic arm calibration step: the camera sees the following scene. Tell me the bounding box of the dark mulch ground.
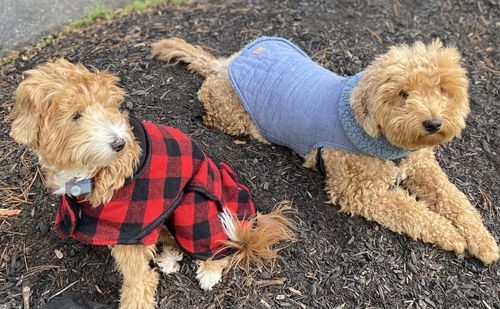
[1,0,499,308]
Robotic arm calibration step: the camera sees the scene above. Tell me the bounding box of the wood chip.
[305,272,316,279]
[260,298,271,309]
[255,277,286,287]
[54,249,64,259]
[22,286,31,309]
[288,287,302,295]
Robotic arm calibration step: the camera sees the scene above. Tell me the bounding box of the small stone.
[263,182,270,190]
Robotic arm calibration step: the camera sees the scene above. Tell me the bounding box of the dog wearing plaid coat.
[10,59,295,309]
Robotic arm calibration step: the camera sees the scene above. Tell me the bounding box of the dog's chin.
[386,130,455,151]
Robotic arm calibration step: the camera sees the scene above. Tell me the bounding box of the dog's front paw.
[196,268,222,291]
[467,236,500,264]
[435,227,467,255]
[156,250,183,275]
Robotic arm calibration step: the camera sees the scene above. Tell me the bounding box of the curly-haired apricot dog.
[10,58,294,309]
[151,36,499,264]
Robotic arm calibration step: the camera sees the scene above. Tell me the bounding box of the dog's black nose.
[111,138,126,152]
[423,119,442,133]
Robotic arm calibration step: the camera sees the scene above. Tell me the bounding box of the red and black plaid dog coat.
[55,116,255,260]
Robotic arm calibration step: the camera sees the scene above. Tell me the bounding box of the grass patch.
[68,3,113,29]
[124,0,185,13]
[1,54,18,66]
[2,0,185,61]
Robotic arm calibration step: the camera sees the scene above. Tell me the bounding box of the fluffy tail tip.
[150,37,216,77]
[218,201,296,273]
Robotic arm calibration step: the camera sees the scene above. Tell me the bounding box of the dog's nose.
[422,119,442,133]
[111,138,126,152]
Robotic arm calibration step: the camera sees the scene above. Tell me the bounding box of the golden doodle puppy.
[151,36,499,264]
[10,59,294,309]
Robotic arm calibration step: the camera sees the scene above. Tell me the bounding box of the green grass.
[39,3,114,48]
[1,54,18,66]
[124,0,185,13]
[68,3,113,29]
[40,34,58,47]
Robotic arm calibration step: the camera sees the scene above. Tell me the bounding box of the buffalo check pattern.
[55,119,255,260]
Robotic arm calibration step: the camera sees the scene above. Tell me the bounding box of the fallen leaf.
[0,209,22,217]
[233,140,247,145]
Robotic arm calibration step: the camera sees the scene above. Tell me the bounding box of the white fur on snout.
[89,112,127,148]
[82,106,129,162]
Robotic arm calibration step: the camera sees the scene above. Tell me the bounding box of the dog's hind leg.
[401,148,499,264]
[318,149,467,255]
[197,73,268,143]
[111,244,158,309]
[195,258,229,291]
[151,38,266,143]
[155,226,183,275]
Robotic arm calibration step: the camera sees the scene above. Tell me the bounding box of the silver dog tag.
[65,179,93,196]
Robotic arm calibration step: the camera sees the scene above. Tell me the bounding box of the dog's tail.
[218,201,296,272]
[151,38,221,77]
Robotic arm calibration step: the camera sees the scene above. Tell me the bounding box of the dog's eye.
[398,90,409,99]
[72,112,81,121]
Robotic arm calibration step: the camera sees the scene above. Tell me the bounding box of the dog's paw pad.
[196,269,222,291]
[156,252,183,275]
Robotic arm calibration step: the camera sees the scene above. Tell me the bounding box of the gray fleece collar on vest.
[339,73,410,160]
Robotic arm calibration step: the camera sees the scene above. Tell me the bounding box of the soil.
[0,0,499,308]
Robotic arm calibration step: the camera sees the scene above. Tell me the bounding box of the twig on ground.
[22,285,31,309]
[48,279,79,301]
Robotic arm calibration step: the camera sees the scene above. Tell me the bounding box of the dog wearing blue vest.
[151,36,499,264]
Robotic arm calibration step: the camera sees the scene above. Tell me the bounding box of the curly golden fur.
[151,37,499,264]
[10,59,295,309]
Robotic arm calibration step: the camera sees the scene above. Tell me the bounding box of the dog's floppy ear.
[350,85,381,138]
[95,70,126,107]
[10,65,57,147]
[10,82,43,147]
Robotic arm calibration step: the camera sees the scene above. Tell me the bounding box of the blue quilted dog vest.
[228,37,410,160]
